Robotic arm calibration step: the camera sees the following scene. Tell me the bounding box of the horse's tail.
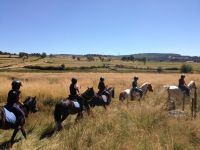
[119,92,124,101]
[112,88,115,98]
[54,103,62,122]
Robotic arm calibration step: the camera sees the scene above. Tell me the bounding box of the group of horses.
[0,80,197,146]
[0,87,114,145]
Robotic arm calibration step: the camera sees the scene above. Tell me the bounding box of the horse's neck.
[140,83,148,93]
[21,105,29,117]
[187,81,195,90]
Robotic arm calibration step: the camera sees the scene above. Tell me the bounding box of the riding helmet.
[181,74,185,78]
[100,77,104,81]
[12,80,22,88]
[71,78,77,83]
[134,76,139,80]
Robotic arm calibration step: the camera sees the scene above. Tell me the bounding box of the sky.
[0,0,200,56]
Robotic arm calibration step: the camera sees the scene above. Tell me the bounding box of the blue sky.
[0,0,200,56]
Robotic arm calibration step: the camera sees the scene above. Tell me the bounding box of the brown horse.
[88,87,115,109]
[54,87,95,131]
[0,96,38,145]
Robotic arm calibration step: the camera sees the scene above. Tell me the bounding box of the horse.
[54,87,95,131]
[165,80,197,110]
[119,82,153,102]
[0,96,38,145]
[88,87,115,109]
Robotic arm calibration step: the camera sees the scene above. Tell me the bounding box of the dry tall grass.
[0,72,200,150]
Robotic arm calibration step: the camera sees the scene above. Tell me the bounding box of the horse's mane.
[141,82,150,87]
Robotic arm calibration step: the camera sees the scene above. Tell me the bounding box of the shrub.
[157,67,163,73]
[180,64,193,73]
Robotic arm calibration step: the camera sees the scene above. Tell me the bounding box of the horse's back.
[124,89,130,94]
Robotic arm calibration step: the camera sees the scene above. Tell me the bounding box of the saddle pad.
[101,95,107,103]
[73,101,80,108]
[3,108,16,124]
[124,89,130,94]
[169,86,179,90]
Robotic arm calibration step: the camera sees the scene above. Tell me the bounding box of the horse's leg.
[61,113,69,123]
[103,105,107,110]
[75,112,83,122]
[20,127,26,139]
[10,129,19,144]
[55,121,62,132]
[182,93,185,111]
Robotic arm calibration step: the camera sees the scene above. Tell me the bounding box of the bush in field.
[180,64,193,73]
[87,56,94,61]
[41,52,47,58]
[157,67,163,73]
[60,64,65,70]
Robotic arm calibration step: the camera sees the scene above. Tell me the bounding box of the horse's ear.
[33,96,36,100]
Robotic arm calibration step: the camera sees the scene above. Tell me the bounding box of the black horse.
[0,96,38,145]
[88,87,115,109]
[54,87,95,131]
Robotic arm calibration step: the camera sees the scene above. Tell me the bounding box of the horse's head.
[23,96,38,113]
[107,87,115,98]
[147,84,153,92]
[83,87,95,99]
[188,81,197,90]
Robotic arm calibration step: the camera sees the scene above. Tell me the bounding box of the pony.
[0,96,38,145]
[165,80,197,110]
[119,82,153,102]
[54,87,95,131]
[88,87,115,109]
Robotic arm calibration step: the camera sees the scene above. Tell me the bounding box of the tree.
[41,52,47,58]
[180,64,193,73]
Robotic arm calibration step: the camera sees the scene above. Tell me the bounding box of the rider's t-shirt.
[6,89,20,108]
[179,78,186,87]
[132,80,137,89]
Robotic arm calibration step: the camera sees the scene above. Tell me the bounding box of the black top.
[179,78,186,87]
[132,80,137,89]
[98,81,106,92]
[6,89,20,108]
[69,83,78,98]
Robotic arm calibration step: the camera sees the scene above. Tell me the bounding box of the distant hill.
[120,53,200,62]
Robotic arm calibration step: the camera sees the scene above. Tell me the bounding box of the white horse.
[165,80,197,110]
[119,82,153,102]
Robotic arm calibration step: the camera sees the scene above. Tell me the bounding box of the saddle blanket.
[3,108,16,124]
[124,89,130,94]
[72,101,80,108]
[101,95,107,102]
[169,86,179,90]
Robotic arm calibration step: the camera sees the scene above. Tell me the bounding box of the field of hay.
[0,72,200,150]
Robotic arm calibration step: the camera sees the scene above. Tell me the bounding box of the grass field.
[0,72,200,150]
[0,55,200,73]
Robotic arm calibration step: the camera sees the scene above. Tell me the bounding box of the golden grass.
[0,72,200,150]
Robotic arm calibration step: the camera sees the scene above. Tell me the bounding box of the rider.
[131,76,143,100]
[5,80,25,127]
[97,77,106,95]
[68,78,84,111]
[178,74,190,96]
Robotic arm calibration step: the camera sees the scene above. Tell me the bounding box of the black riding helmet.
[71,78,77,84]
[181,74,185,78]
[12,80,22,89]
[100,77,104,81]
[134,76,139,80]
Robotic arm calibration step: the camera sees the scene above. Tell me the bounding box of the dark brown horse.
[0,96,38,145]
[88,87,115,109]
[54,87,95,131]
